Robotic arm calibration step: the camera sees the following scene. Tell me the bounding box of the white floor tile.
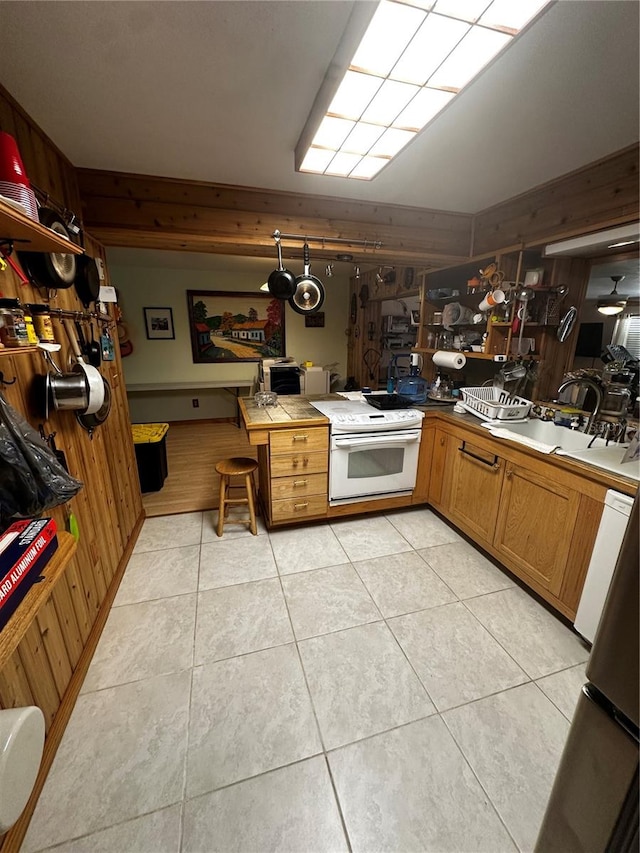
[389,602,528,710]
[386,506,464,548]
[201,508,267,542]
[114,545,199,606]
[81,594,196,692]
[329,717,516,853]
[186,645,321,796]
[194,578,293,664]
[443,682,570,852]
[133,512,203,553]
[536,663,587,721]
[269,524,349,574]
[466,586,589,678]
[33,805,182,853]
[199,535,277,590]
[354,549,456,618]
[281,563,380,639]
[419,540,515,599]
[183,757,348,853]
[23,672,190,852]
[330,515,413,562]
[298,621,435,750]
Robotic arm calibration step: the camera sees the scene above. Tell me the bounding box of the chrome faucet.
[557,377,603,434]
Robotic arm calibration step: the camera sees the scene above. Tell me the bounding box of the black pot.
[74,255,101,308]
[18,207,77,289]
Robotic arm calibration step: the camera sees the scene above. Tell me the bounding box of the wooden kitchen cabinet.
[448,435,504,544]
[430,417,608,620]
[267,426,329,524]
[427,427,452,511]
[494,460,581,597]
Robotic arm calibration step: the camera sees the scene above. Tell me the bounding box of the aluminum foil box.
[0,518,58,630]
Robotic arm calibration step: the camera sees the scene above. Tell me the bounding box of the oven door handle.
[334,434,420,450]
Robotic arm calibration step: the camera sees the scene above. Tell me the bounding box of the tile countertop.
[239,394,638,494]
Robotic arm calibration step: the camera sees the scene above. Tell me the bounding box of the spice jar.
[29,304,56,343]
[0,298,29,347]
[22,306,39,345]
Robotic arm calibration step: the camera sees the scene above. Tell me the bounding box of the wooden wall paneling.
[472,146,640,256]
[35,597,73,697]
[17,622,61,730]
[61,563,92,643]
[0,651,35,710]
[50,578,84,669]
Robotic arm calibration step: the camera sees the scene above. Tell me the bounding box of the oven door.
[330,428,422,502]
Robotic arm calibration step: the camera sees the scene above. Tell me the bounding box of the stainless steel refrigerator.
[536,494,639,852]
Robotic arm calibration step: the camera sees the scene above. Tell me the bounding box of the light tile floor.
[23,506,590,853]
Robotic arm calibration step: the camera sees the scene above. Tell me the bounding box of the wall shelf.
[0,346,40,357]
[0,531,77,670]
[0,199,83,255]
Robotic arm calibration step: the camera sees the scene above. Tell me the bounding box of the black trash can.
[132,423,169,492]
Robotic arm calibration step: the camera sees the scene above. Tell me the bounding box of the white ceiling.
[0,0,638,214]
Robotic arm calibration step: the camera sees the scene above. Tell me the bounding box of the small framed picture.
[305,312,325,328]
[410,309,421,326]
[144,307,174,340]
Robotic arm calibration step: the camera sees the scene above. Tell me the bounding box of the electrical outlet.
[192,398,199,408]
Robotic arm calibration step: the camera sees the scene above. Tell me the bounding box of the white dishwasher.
[574,489,635,644]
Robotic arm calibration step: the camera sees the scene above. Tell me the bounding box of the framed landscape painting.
[187,290,286,363]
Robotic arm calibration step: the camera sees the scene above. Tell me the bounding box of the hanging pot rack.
[273,230,382,251]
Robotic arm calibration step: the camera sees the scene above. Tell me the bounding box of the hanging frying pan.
[17,207,77,289]
[289,242,325,315]
[74,255,101,308]
[267,231,297,299]
[63,319,105,414]
[77,376,112,438]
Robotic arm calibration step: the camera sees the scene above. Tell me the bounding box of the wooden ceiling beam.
[77,169,473,267]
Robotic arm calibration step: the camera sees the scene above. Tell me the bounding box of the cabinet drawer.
[270,451,328,478]
[270,427,328,455]
[271,472,327,500]
[271,493,328,522]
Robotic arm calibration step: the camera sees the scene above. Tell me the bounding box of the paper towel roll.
[432,350,466,370]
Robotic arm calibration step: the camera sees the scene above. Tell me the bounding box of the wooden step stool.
[215,457,258,537]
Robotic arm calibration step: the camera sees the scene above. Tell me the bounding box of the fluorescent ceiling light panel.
[479,0,549,31]
[361,79,420,125]
[328,71,383,119]
[370,127,416,157]
[428,26,511,89]
[391,14,470,85]
[297,0,549,180]
[349,156,389,179]
[433,0,493,23]
[394,87,455,129]
[342,122,386,154]
[350,1,426,77]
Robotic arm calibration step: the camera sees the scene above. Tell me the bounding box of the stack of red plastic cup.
[0,132,39,221]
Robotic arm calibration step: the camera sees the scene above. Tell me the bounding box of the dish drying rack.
[461,387,533,422]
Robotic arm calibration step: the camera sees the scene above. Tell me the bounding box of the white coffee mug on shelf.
[478,289,505,312]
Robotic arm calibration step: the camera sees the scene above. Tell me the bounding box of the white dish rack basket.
[461,387,533,422]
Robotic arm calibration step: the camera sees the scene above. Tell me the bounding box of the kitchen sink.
[484,419,639,482]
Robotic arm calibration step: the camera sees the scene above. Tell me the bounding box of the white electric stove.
[309,397,424,503]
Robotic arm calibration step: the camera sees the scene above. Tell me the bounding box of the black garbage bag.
[0,391,83,530]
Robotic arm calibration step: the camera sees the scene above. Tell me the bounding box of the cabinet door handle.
[459,442,500,470]
[293,434,309,442]
[439,436,446,447]
[293,479,308,487]
[505,465,513,479]
[302,457,309,466]
[293,502,309,510]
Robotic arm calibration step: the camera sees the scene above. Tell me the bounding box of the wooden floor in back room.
[141,420,257,517]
